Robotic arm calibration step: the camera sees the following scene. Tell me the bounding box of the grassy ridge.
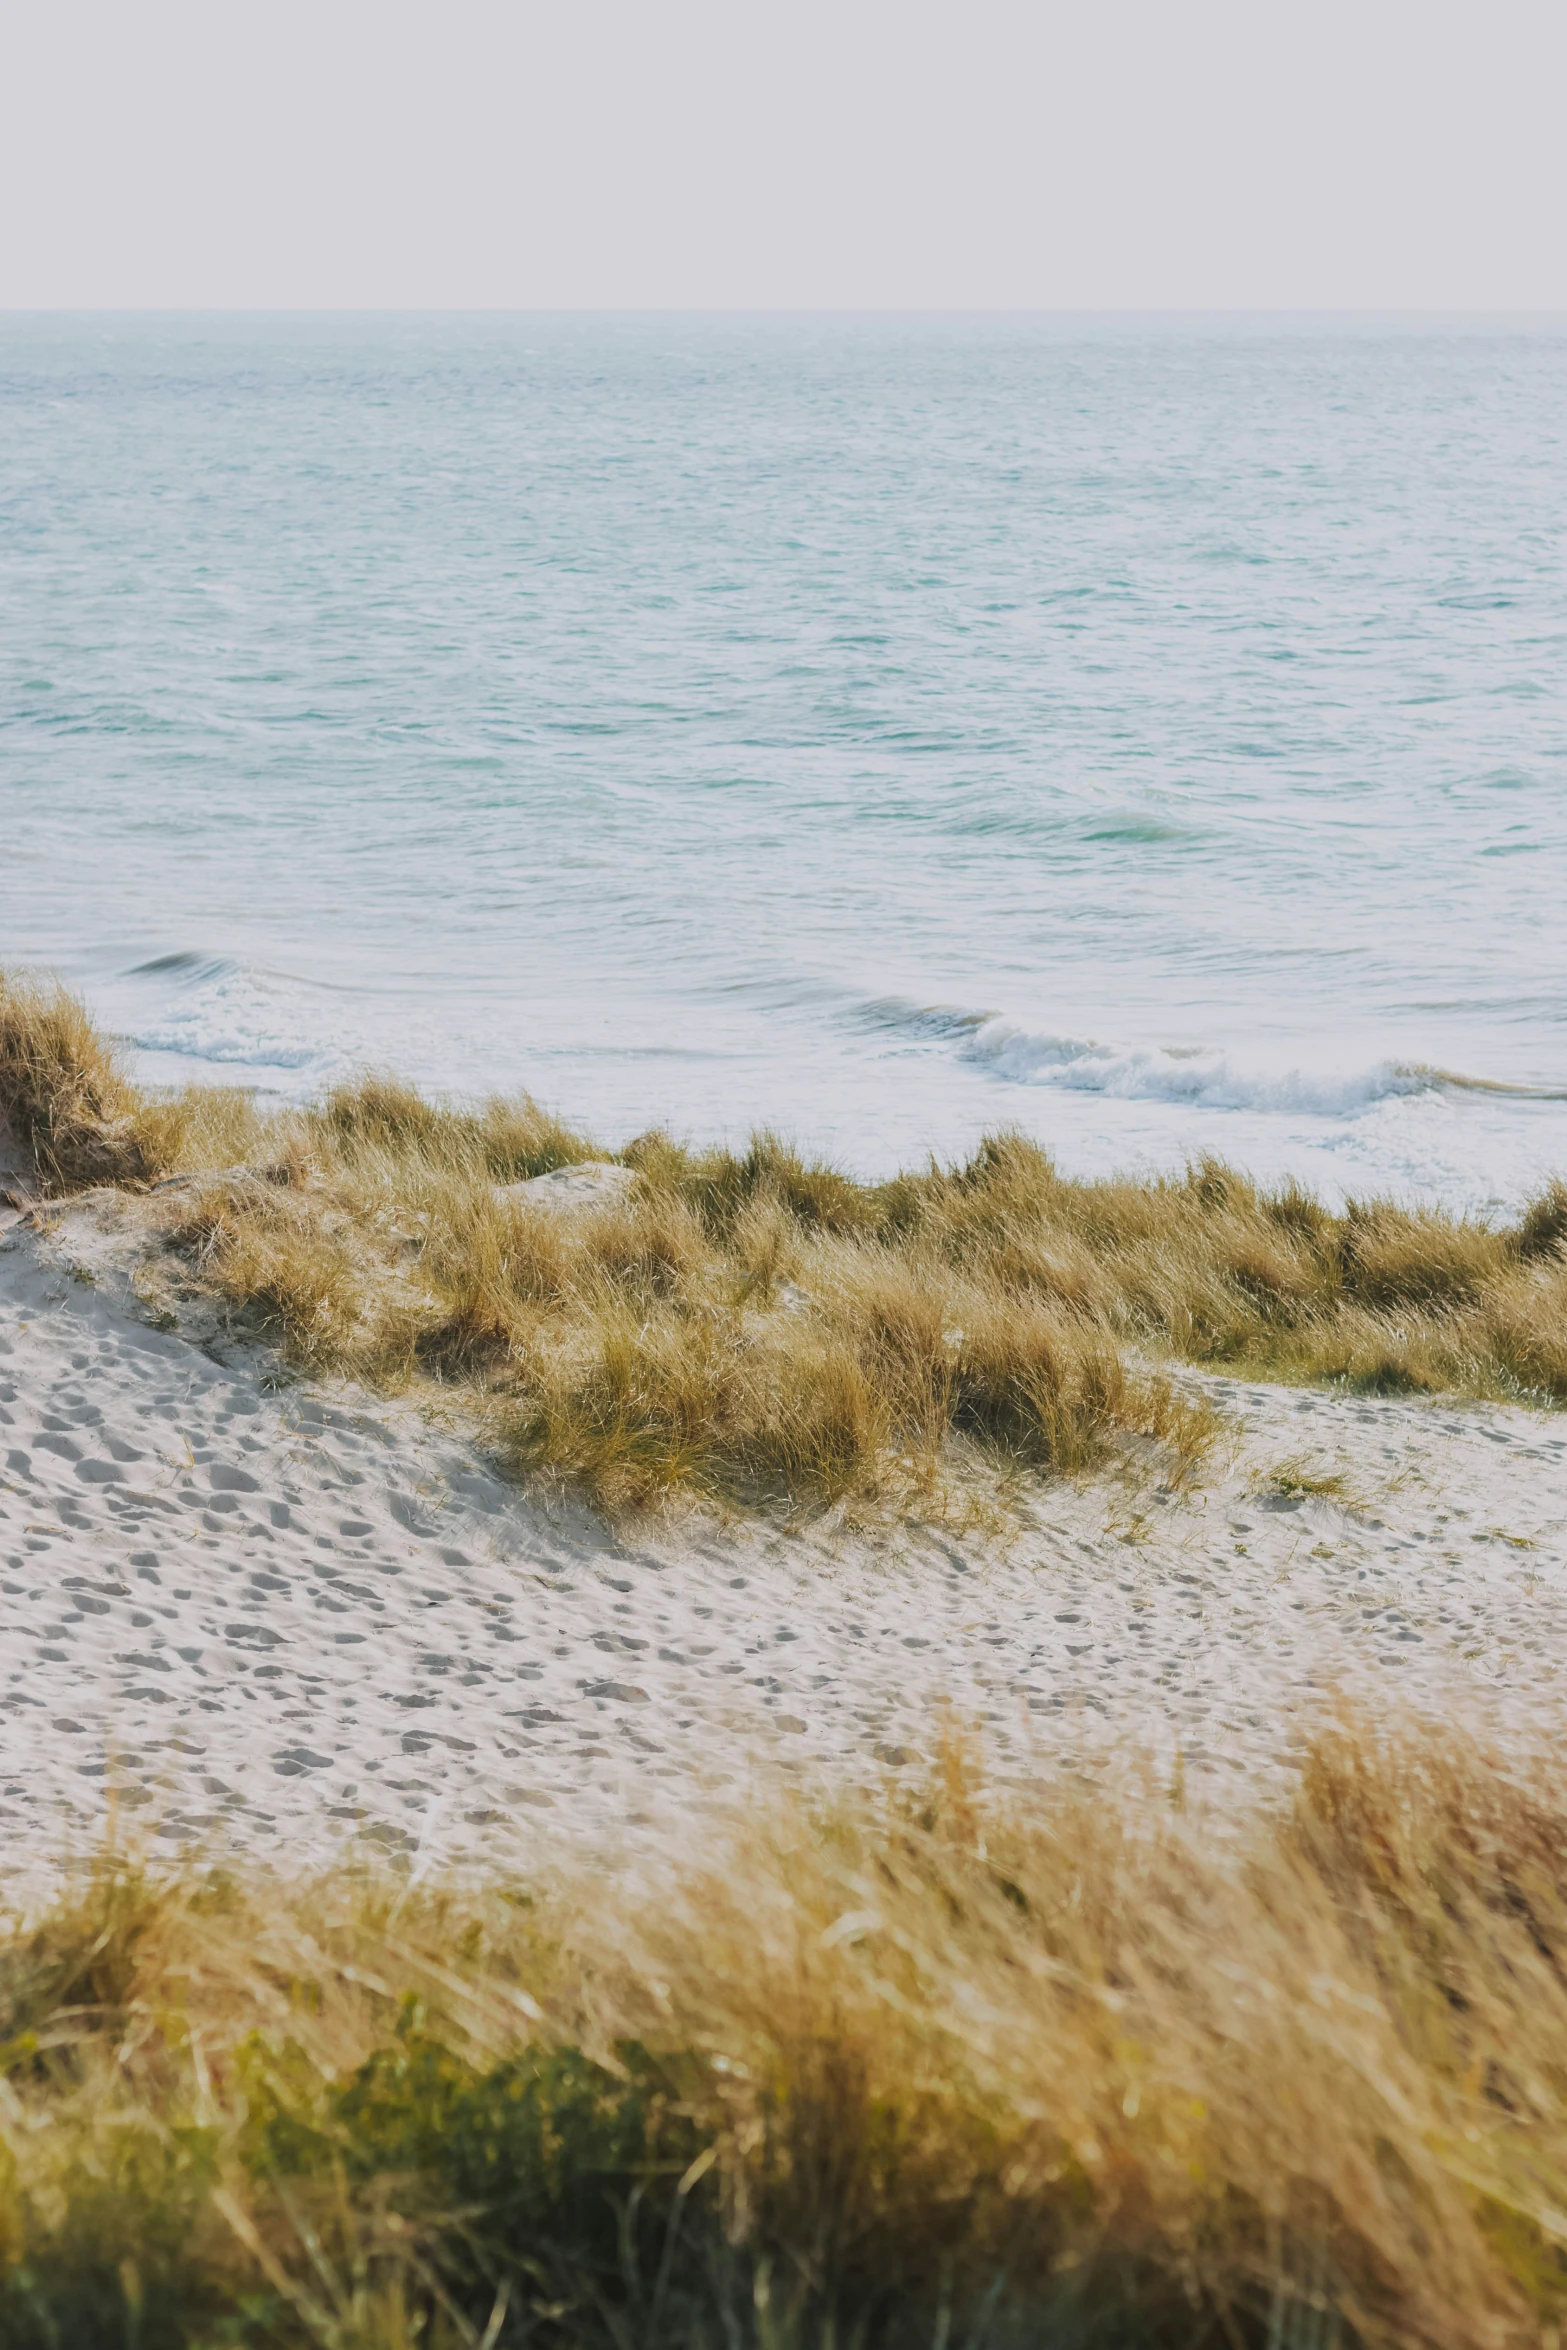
[4,972,1567,1510]
[6,1723,1567,2348]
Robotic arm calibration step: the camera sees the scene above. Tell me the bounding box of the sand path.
[3,1188,1567,1888]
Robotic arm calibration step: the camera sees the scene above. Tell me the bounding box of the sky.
[3,0,1564,310]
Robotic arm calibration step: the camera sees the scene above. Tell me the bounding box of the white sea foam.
[961,1020,1433,1118]
[119,956,346,1076]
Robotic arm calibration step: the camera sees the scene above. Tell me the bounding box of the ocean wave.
[851,996,995,1043]
[828,994,1567,1119]
[119,954,340,1072]
[959,1022,1511,1117]
[130,951,238,983]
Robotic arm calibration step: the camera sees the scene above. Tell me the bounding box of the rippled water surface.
[3,313,1566,1203]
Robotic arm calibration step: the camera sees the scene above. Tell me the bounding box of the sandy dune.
[3,1184,1567,1890]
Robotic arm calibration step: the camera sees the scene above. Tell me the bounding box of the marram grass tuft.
[6,975,1567,1512]
[5,1721,1567,2347]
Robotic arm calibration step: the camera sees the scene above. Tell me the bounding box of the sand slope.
[3,1186,1567,1889]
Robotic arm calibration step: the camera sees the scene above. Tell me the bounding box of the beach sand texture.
[4,1181,1565,1890]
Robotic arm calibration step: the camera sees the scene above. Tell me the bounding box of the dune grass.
[5,972,1567,1511]
[0,970,157,1189]
[6,1720,1567,2347]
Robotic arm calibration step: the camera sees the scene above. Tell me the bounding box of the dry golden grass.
[7,975,1567,1512]
[0,970,157,1188]
[6,1721,1567,2347]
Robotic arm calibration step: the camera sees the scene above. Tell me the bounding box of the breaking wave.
[120,954,345,1074]
[957,1019,1567,1116]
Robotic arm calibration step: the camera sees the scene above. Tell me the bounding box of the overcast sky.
[4,0,1564,310]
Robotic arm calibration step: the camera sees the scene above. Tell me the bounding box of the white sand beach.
[4,1178,1566,1893]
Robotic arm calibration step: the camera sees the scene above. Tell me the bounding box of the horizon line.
[5,302,1567,320]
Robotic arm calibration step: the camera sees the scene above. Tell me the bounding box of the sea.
[3,312,1566,1210]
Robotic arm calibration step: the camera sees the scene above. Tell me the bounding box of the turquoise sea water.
[3,313,1566,1205]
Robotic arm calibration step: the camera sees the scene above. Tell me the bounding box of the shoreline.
[24,940,1567,1217]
